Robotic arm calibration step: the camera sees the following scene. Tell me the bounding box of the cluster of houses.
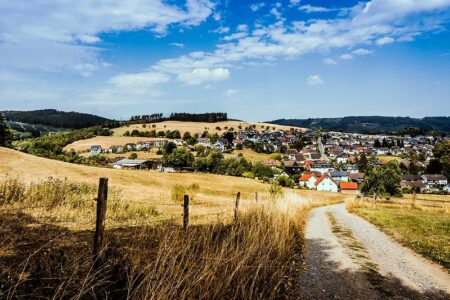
[400,174,449,193]
[88,127,450,194]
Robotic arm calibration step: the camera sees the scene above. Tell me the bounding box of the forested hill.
[1,109,112,129]
[269,116,450,134]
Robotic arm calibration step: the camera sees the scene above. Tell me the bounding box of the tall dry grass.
[0,177,318,299]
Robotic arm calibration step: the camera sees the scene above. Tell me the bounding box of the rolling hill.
[2,109,112,129]
[269,116,450,134]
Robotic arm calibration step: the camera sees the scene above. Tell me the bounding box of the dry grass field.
[112,120,304,136]
[378,155,402,164]
[226,148,276,162]
[0,147,347,222]
[0,146,345,299]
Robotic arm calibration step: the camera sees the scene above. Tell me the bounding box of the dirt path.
[298,203,450,299]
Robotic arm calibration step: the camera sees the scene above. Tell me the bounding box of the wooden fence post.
[255,192,258,202]
[412,191,417,208]
[183,194,189,232]
[93,177,108,265]
[234,192,241,222]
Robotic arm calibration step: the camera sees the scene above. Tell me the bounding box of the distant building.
[90,145,102,155]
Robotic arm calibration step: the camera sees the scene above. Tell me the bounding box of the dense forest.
[1,109,113,129]
[269,116,450,134]
[169,112,228,122]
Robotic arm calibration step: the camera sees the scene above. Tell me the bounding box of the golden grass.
[346,199,450,270]
[0,176,335,299]
[226,148,275,162]
[378,155,402,164]
[0,147,348,221]
[63,136,168,153]
[112,120,304,137]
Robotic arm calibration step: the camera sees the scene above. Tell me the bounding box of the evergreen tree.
[0,114,12,146]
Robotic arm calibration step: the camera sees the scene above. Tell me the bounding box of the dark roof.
[423,174,447,181]
[401,175,423,182]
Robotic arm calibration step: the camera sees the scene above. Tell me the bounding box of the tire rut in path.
[297,204,450,300]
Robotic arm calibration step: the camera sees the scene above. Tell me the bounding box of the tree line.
[169,113,228,123]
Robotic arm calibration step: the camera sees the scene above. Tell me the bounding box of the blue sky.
[0,0,449,121]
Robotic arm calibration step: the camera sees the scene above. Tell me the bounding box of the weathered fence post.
[183,194,189,232]
[93,177,108,265]
[234,192,241,222]
[255,192,258,203]
[412,191,417,208]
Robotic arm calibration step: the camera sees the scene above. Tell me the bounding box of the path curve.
[298,203,450,299]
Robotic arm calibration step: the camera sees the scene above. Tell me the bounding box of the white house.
[315,174,339,192]
[90,145,102,155]
[299,174,318,189]
[197,138,211,147]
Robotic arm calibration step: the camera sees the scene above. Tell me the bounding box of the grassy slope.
[0,147,348,219]
[112,120,304,136]
[353,205,450,270]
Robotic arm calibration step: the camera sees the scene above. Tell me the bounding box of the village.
[87,128,450,195]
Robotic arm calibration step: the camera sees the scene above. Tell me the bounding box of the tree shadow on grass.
[297,237,450,300]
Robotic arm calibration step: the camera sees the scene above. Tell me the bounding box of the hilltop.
[269,116,450,134]
[1,109,112,129]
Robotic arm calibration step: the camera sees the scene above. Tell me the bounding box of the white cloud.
[177,67,230,85]
[376,36,395,46]
[213,12,221,21]
[226,89,240,96]
[250,3,265,12]
[237,24,249,32]
[0,0,215,75]
[108,72,170,88]
[306,75,324,85]
[290,0,301,5]
[323,58,337,65]
[340,54,354,60]
[0,0,215,43]
[299,5,336,13]
[99,0,450,98]
[214,26,230,34]
[352,48,374,56]
[169,42,185,48]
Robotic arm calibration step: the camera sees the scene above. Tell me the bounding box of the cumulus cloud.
[306,75,324,85]
[340,54,354,60]
[0,0,215,75]
[100,0,450,97]
[177,68,230,85]
[376,36,395,45]
[352,48,374,56]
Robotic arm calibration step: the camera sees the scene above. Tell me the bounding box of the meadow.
[0,146,345,298]
[112,120,303,136]
[347,198,450,271]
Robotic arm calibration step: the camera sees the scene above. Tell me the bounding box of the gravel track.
[298,203,450,299]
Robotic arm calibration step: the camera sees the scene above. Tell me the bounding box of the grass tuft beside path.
[352,205,450,271]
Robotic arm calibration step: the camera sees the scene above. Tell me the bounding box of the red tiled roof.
[339,182,358,190]
[315,174,338,186]
[299,174,317,181]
